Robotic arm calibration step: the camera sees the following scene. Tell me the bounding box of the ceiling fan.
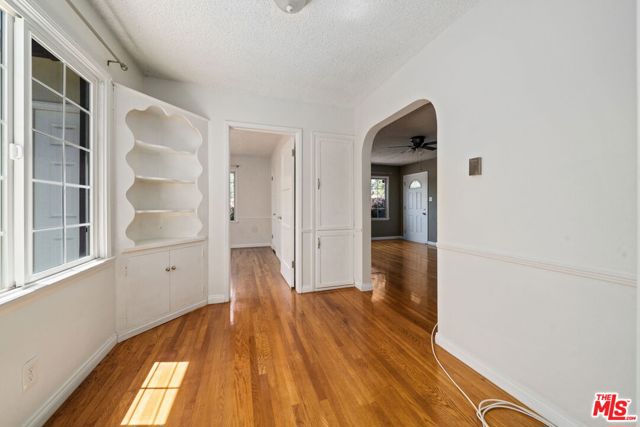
[386,135,437,152]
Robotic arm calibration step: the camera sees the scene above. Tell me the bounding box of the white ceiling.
[371,103,437,166]
[229,128,287,157]
[89,0,477,107]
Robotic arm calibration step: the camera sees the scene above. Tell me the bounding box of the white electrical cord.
[430,323,557,427]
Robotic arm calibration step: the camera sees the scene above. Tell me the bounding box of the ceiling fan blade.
[422,141,437,146]
[423,146,437,151]
[384,145,413,149]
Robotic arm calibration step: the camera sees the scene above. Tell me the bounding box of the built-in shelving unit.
[124,105,204,247]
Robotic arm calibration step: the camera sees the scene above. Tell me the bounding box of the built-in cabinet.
[313,133,354,289]
[113,84,209,340]
[120,242,205,340]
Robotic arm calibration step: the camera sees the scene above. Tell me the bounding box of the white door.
[280,138,295,287]
[271,162,281,257]
[315,230,353,289]
[170,245,204,311]
[403,172,428,244]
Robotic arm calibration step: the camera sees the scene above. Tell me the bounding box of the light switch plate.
[469,157,482,176]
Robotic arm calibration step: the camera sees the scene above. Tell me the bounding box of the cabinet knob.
[171,266,177,271]
[165,267,171,272]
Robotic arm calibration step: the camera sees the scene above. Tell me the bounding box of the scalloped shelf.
[135,209,195,214]
[124,105,204,247]
[134,175,195,184]
[135,139,193,156]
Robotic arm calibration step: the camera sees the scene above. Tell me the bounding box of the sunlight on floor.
[121,361,189,426]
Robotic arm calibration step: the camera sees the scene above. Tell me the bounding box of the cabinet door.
[314,133,354,230]
[126,251,171,328]
[315,230,353,289]
[170,245,204,311]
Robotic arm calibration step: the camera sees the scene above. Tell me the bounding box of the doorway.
[225,122,302,293]
[403,171,428,244]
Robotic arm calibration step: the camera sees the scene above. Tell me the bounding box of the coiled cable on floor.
[430,323,557,427]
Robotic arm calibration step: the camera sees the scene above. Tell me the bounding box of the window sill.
[0,257,115,308]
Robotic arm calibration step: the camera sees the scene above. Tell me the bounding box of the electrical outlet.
[22,356,38,391]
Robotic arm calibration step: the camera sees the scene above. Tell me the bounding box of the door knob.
[171,266,177,271]
[165,267,171,272]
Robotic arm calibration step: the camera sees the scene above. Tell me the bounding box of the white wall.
[354,0,636,426]
[230,155,272,248]
[0,1,144,426]
[142,79,354,299]
[0,264,116,427]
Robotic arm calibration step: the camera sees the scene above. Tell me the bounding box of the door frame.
[224,121,303,294]
[402,171,429,244]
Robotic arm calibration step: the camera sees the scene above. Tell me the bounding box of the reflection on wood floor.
[46,241,538,426]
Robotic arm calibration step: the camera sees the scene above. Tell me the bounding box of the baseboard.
[208,294,229,304]
[427,241,437,247]
[355,281,373,291]
[23,334,117,427]
[435,333,582,427]
[117,300,207,342]
[371,235,403,241]
[231,243,271,249]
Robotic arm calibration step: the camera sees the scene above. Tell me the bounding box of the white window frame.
[370,175,389,221]
[1,0,110,291]
[0,8,14,291]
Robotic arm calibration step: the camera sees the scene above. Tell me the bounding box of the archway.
[357,98,437,290]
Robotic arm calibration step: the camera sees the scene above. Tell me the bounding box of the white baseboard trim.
[314,283,355,292]
[435,333,582,427]
[371,235,403,241]
[427,241,437,247]
[231,243,271,249]
[355,281,373,291]
[23,334,117,427]
[208,294,229,304]
[117,300,207,342]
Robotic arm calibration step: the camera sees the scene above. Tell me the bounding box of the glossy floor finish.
[46,241,538,426]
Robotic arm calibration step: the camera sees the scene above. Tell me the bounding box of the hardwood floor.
[46,241,538,426]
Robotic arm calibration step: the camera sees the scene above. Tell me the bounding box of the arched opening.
[359,99,439,292]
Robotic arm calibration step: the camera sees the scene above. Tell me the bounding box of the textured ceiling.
[230,128,286,157]
[371,103,437,166]
[89,0,477,106]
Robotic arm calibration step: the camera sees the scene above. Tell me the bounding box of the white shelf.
[135,209,195,214]
[134,175,195,184]
[123,236,207,253]
[134,139,193,155]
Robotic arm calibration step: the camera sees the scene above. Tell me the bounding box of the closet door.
[314,133,354,289]
[170,244,204,311]
[315,230,353,289]
[315,133,353,230]
[126,251,171,328]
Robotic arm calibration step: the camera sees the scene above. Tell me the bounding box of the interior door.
[279,137,295,287]
[403,172,428,244]
[271,161,281,258]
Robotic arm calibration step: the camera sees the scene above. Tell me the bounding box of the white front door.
[280,137,295,287]
[403,172,428,244]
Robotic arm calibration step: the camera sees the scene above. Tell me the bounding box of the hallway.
[46,244,537,426]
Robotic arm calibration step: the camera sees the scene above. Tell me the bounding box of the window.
[409,179,422,189]
[0,7,105,292]
[370,176,388,220]
[0,10,9,289]
[229,170,236,221]
[31,39,93,275]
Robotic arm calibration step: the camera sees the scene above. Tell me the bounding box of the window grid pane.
[31,39,93,276]
[370,177,388,219]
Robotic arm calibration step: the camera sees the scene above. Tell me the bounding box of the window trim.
[370,175,389,221]
[2,0,111,290]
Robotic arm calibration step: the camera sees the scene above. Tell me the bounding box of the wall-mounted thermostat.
[469,157,482,176]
